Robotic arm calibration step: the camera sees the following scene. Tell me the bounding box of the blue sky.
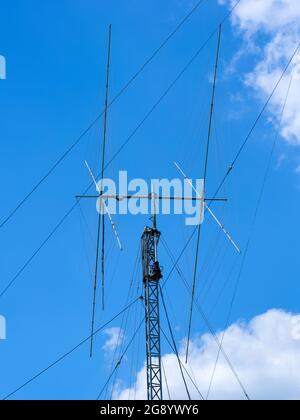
[0,0,300,400]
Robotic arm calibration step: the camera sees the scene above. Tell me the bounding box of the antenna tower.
[141,211,163,400]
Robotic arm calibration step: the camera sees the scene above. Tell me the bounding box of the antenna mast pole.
[141,194,163,400]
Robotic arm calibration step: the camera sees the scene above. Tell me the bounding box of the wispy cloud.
[275,152,287,170]
[102,327,124,356]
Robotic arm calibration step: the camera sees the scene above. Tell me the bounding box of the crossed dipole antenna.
[83,161,240,256]
[85,162,240,254]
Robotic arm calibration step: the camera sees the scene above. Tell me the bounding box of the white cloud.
[221,0,300,144]
[115,310,300,400]
[227,0,300,34]
[102,327,124,355]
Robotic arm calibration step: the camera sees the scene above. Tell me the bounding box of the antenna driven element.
[85,161,123,251]
[142,221,163,401]
[174,162,241,254]
[99,24,113,313]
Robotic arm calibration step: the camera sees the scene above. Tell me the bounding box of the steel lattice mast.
[141,212,163,401]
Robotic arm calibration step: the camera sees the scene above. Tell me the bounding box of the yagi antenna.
[85,161,123,251]
[174,162,241,254]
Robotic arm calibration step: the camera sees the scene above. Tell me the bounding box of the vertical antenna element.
[101,24,112,312]
[90,25,112,358]
[142,219,163,400]
[185,25,222,363]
